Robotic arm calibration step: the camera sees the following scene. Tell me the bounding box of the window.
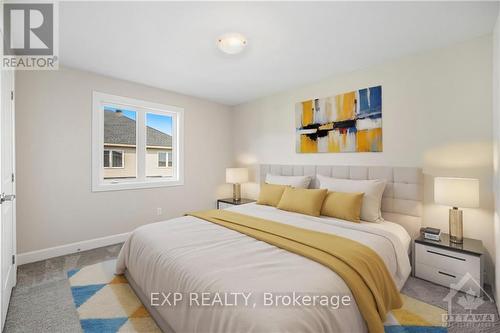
[146,113,174,178]
[103,149,124,168]
[104,150,110,168]
[158,152,168,168]
[92,92,184,191]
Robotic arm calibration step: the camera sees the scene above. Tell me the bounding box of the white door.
[0,67,16,329]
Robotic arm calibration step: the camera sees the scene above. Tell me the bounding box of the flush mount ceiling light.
[217,33,247,55]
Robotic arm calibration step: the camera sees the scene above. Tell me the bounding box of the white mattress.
[116,203,411,333]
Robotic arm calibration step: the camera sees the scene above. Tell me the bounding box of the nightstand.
[413,233,484,296]
[217,198,255,209]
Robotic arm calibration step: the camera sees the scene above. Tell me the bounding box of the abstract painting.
[295,85,382,153]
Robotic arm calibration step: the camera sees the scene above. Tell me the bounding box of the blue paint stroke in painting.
[358,86,382,116]
[347,126,357,134]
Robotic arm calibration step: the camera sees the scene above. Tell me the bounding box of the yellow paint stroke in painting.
[300,134,317,153]
[302,100,313,126]
[335,91,356,121]
[327,130,340,152]
[319,123,334,131]
[356,128,382,152]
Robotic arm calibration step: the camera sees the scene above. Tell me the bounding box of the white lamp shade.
[434,177,479,208]
[226,168,248,184]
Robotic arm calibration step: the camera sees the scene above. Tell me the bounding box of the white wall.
[16,67,233,254]
[492,9,500,309]
[232,36,495,282]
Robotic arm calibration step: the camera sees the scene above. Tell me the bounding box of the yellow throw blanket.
[188,209,402,333]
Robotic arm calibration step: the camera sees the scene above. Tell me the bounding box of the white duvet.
[116,203,411,333]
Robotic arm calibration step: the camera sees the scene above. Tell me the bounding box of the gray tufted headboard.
[260,164,423,238]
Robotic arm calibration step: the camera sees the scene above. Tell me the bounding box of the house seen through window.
[103,108,173,179]
[158,151,170,168]
[103,149,124,168]
[93,92,183,191]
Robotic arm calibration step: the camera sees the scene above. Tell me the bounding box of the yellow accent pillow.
[321,191,364,222]
[257,183,288,207]
[277,187,328,217]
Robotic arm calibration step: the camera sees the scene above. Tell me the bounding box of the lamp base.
[449,207,463,244]
[232,183,241,202]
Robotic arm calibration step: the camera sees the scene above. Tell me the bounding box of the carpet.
[68,260,447,333]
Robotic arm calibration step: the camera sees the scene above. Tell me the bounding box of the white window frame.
[157,151,168,168]
[92,91,184,191]
[104,149,125,169]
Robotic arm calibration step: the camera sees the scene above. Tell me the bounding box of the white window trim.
[92,91,184,192]
[157,151,168,168]
[104,149,125,169]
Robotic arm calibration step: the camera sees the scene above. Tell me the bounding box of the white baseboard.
[17,232,130,265]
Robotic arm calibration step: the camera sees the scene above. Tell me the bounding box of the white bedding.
[116,203,411,333]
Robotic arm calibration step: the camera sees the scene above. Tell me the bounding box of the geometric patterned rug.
[384,294,448,332]
[68,260,447,333]
[67,260,161,333]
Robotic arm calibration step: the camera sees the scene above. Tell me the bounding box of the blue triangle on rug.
[71,284,106,308]
[67,268,80,279]
[80,318,128,333]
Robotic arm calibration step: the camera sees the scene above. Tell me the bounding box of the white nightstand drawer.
[415,263,481,295]
[218,202,234,210]
[415,243,480,279]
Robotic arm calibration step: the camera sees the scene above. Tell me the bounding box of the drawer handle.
[438,271,456,278]
[427,250,465,261]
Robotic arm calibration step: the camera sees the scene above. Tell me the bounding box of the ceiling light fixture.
[217,33,247,55]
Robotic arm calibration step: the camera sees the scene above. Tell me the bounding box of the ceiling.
[60,2,499,106]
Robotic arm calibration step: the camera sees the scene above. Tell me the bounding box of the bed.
[116,165,423,333]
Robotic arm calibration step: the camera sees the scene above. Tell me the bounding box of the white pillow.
[265,174,312,188]
[316,174,386,222]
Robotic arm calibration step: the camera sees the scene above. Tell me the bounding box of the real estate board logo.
[442,273,496,329]
[2,2,58,70]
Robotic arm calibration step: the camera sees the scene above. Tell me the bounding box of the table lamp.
[434,177,479,244]
[226,168,248,202]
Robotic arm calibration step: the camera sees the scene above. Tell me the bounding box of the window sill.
[92,179,184,192]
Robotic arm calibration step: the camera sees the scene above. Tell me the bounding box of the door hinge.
[10,91,13,101]
[12,255,15,265]
[11,173,14,183]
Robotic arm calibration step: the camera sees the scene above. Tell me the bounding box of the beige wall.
[232,36,495,282]
[493,8,500,311]
[16,67,233,253]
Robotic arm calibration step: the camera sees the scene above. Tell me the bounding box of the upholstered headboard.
[259,164,423,238]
